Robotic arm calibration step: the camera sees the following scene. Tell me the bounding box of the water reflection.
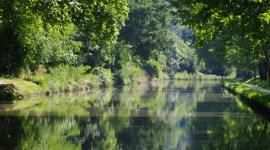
[0,81,270,149]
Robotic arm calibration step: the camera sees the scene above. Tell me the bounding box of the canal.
[0,81,269,149]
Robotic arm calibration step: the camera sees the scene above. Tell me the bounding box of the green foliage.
[30,0,128,46]
[173,71,224,80]
[93,67,114,86]
[225,82,270,108]
[143,59,161,78]
[0,0,128,74]
[163,32,198,76]
[22,22,82,69]
[116,62,146,85]
[26,65,101,93]
[246,77,270,90]
[111,41,133,70]
[98,41,133,70]
[172,0,270,80]
[0,77,43,100]
[120,0,200,77]
[120,0,173,60]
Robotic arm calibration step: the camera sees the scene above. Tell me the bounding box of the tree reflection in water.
[0,81,270,150]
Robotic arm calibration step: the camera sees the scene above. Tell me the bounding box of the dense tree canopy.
[172,0,270,80]
[0,0,244,79]
[0,0,128,73]
[120,0,172,60]
[117,0,198,77]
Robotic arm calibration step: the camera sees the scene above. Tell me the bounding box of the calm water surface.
[0,81,270,150]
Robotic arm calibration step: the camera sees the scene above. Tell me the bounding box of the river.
[0,81,269,149]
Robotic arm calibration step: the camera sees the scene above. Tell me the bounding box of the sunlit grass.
[224,82,270,108]
[173,71,233,80]
[0,77,45,95]
[0,66,114,101]
[246,77,270,90]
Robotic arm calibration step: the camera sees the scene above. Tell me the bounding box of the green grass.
[0,77,44,94]
[173,71,229,80]
[0,65,152,101]
[115,63,148,85]
[0,68,227,101]
[26,65,103,93]
[224,82,270,108]
[0,65,115,101]
[246,77,270,90]
[0,77,45,101]
[2,65,220,101]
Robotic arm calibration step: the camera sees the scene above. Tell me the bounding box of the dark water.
[0,81,270,150]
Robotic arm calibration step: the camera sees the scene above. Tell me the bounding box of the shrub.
[173,71,192,80]
[115,63,146,85]
[93,67,113,86]
[26,65,99,92]
[173,71,223,80]
[143,60,161,78]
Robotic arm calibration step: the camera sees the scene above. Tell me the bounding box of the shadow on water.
[238,96,270,121]
[0,81,270,149]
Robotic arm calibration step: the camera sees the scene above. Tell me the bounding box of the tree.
[0,0,128,74]
[164,32,198,76]
[172,0,270,80]
[119,0,172,60]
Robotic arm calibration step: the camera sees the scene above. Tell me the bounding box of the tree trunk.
[258,60,267,81]
[263,47,270,82]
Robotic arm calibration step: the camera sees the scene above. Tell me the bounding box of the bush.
[26,65,100,92]
[115,63,146,85]
[173,71,223,80]
[173,71,193,80]
[93,67,113,86]
[143,60,161,78]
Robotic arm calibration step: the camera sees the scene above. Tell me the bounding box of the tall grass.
[1,64,149,100]
[173,71,229,80]
[26,65,112,93]
[115,63,148,85]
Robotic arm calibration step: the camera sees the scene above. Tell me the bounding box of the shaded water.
[0,81,270,150]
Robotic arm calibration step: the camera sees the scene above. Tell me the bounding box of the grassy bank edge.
[0,65,150,101]
[0,66,227,101]
[224,82,270,109]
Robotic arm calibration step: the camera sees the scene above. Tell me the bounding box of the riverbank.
[0,66,130,101]
[173,71,232,80]
[0,65,158,101]
[224,82,270,109]
[0,65,227,101]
